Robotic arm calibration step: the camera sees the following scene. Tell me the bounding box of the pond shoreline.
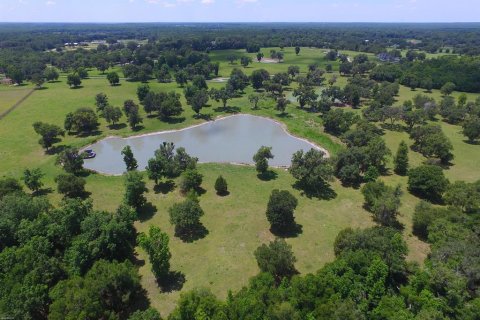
[81,114,330,176]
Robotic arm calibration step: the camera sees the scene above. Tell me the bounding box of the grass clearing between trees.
[1,46,480,316]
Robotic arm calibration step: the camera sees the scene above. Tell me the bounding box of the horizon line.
[1,21,480,24]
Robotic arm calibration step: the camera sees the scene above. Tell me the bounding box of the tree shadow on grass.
[47,144,68,155]
[158,271,186,293]
[154,180,175,194]
[70,86,84,89]
[257,170,278,181]
[213,106,241,114]
[271,223,303,238]
[163,116,186,124]
[276,113,292,118]
[108,123,127,130]
[132,125,145,132]
[138,202,157,222]
[193,113,213,121]
[77,130,102,138]
[175,224,209,243]
[463,139,480,145]
[216,190,230,197]
[33,187,53,197]
[292,180,337,200]
[380,123,405,132]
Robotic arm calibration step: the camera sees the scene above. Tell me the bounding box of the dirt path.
[0,88,35,120]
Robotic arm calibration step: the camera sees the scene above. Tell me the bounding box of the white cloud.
[46,0,55,5]
[201,0,214,4]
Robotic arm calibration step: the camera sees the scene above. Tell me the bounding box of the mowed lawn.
[1,47,480,316]
[0,84,34,115]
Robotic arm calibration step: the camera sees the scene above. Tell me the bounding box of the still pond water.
[83,114,324,175]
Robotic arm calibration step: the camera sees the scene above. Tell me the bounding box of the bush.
[214,175,228,195]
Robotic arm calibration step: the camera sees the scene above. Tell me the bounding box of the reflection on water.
[83,114,324,175]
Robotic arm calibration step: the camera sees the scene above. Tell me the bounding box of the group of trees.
[0,182,143,319]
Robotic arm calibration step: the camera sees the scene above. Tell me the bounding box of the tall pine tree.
[394,141,409,175]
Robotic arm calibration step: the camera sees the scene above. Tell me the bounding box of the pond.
[83,114,327,175]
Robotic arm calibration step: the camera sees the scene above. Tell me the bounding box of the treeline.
[370,55,480,93]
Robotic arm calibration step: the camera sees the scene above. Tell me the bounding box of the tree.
[266,190,298,233]
[257,52,264,62]
[138,226,171,280]
[240,56,252,67]
[175,70,188,87]
[408,165,449,202]
[31,73,45,89]
[254,238,296,281]
[121,146,138,171]
[293,84,318,109]
[276,96,290,115]
[289,149,334,198]
[228,68,249,92]
[179,169,203,193]
[107,71,120,86]
[44,67,59,82]
[248,93,266,110]
[67,73,81,88]
[95,93,109,114]
[362,181,402,227]
[169,198,205,236]
[295,46,301,55]
[462,116,480,142]
[192,75,208,90]
[155,64,171,83]
[129,308,162,320]
[49,260,142,320]
[0,178,23,199]
[322,109,358,136]
[137,83,150,102]
[444,181,480,213]
[124,171,148,209]
[32,122,65,151]
[103,105,123,126]
[410,124,454,164]
[250,69,270,90]
[55,173,86,198]
[394,141,409,175]
[6,65,24,84]
[159,91,183,120]
[214,175,228,196]
[65,108,99,134]
[125,102,143,130]
[76,67,88,79]
[56,148,84,174]
[287,65,300,79]
[209,87,235,108]
[253,146,274,175]
[441,82,456,96]
[22,168,44,194]
[190,89,209,115]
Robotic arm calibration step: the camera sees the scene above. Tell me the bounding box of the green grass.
[0,84,33,115]
[1,46,480,317]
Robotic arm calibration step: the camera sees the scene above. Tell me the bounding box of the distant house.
[377,52,400,63]
[0,77,13,85]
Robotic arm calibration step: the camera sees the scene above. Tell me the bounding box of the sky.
[0,0,477,23]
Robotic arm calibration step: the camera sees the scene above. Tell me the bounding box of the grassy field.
[1,46,480,317]
[0,84,34,115]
